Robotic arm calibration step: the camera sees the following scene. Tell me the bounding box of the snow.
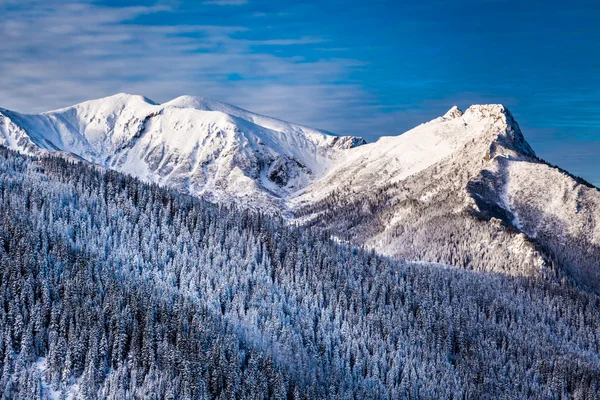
[9,97,530,216]
[285,103,591,279]
[0,98,559,220]
[0,93,365,213]
[290,105,504,206]
[35,357,81,400]
[504,159,600,244]
[163,95,338,145]
[500,171,523,231]
[4,95,599,276]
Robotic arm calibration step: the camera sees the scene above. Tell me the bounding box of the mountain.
[1,146,599,399]
[2,95,600,291]
[0,93,365,211]
[294,104,600,290]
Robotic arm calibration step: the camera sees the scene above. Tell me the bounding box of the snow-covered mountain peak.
[163,95,231,111]
[43,93,158,115]
[464,103,509,118]
[162,95,366,150]
[462,104,518,131]
[292,104,600,290]
[443,105,463,119]
[462,104,535,158]
[292,103,539,208]
[0,93,369,211]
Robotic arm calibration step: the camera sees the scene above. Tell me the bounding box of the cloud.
[243,37,325,46]
[202,0,248,5]
[0,0,454,142]
[0,0,399,139]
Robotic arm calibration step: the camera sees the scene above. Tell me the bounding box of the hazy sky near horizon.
[1,0,599,184]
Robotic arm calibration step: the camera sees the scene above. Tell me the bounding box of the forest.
[1,145,599,399]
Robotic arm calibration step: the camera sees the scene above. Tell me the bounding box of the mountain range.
[1,94,600,399]
[2,94,599,291]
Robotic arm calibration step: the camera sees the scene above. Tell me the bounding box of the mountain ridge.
[2,94,600,291]
[291,103,600,290]
[0,93,366,211]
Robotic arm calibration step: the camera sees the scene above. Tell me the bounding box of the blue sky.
[1,0,599,184]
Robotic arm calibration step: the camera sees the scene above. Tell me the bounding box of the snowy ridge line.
[0,93,366,213]
[3,96,600,290]
[294,104,600,291]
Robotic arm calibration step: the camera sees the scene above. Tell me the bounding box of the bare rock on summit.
[443,105,463,119]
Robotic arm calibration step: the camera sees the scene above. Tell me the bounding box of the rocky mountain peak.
[463,104,536,158]
[328,135,367,150]
[443,105,463,119]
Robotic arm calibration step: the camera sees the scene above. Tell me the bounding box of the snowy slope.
[291,104,534,207]
[502,159,600,288]
[163,95,364,151]
[0,93,365,211]
[2,94,599,289]
[294,104,600,289]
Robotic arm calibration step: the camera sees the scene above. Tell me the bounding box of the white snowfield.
[2,94,599,285]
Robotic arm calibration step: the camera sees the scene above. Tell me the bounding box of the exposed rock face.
[328,135,367,150]
[443,105,463,119]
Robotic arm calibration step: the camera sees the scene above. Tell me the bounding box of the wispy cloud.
[243,37,325,46]
[203,0,248,5]
[0,0,393,140]
[5,0,597,187]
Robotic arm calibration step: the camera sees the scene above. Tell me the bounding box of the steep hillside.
[294,105,600,290]
[1,146,599,399]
